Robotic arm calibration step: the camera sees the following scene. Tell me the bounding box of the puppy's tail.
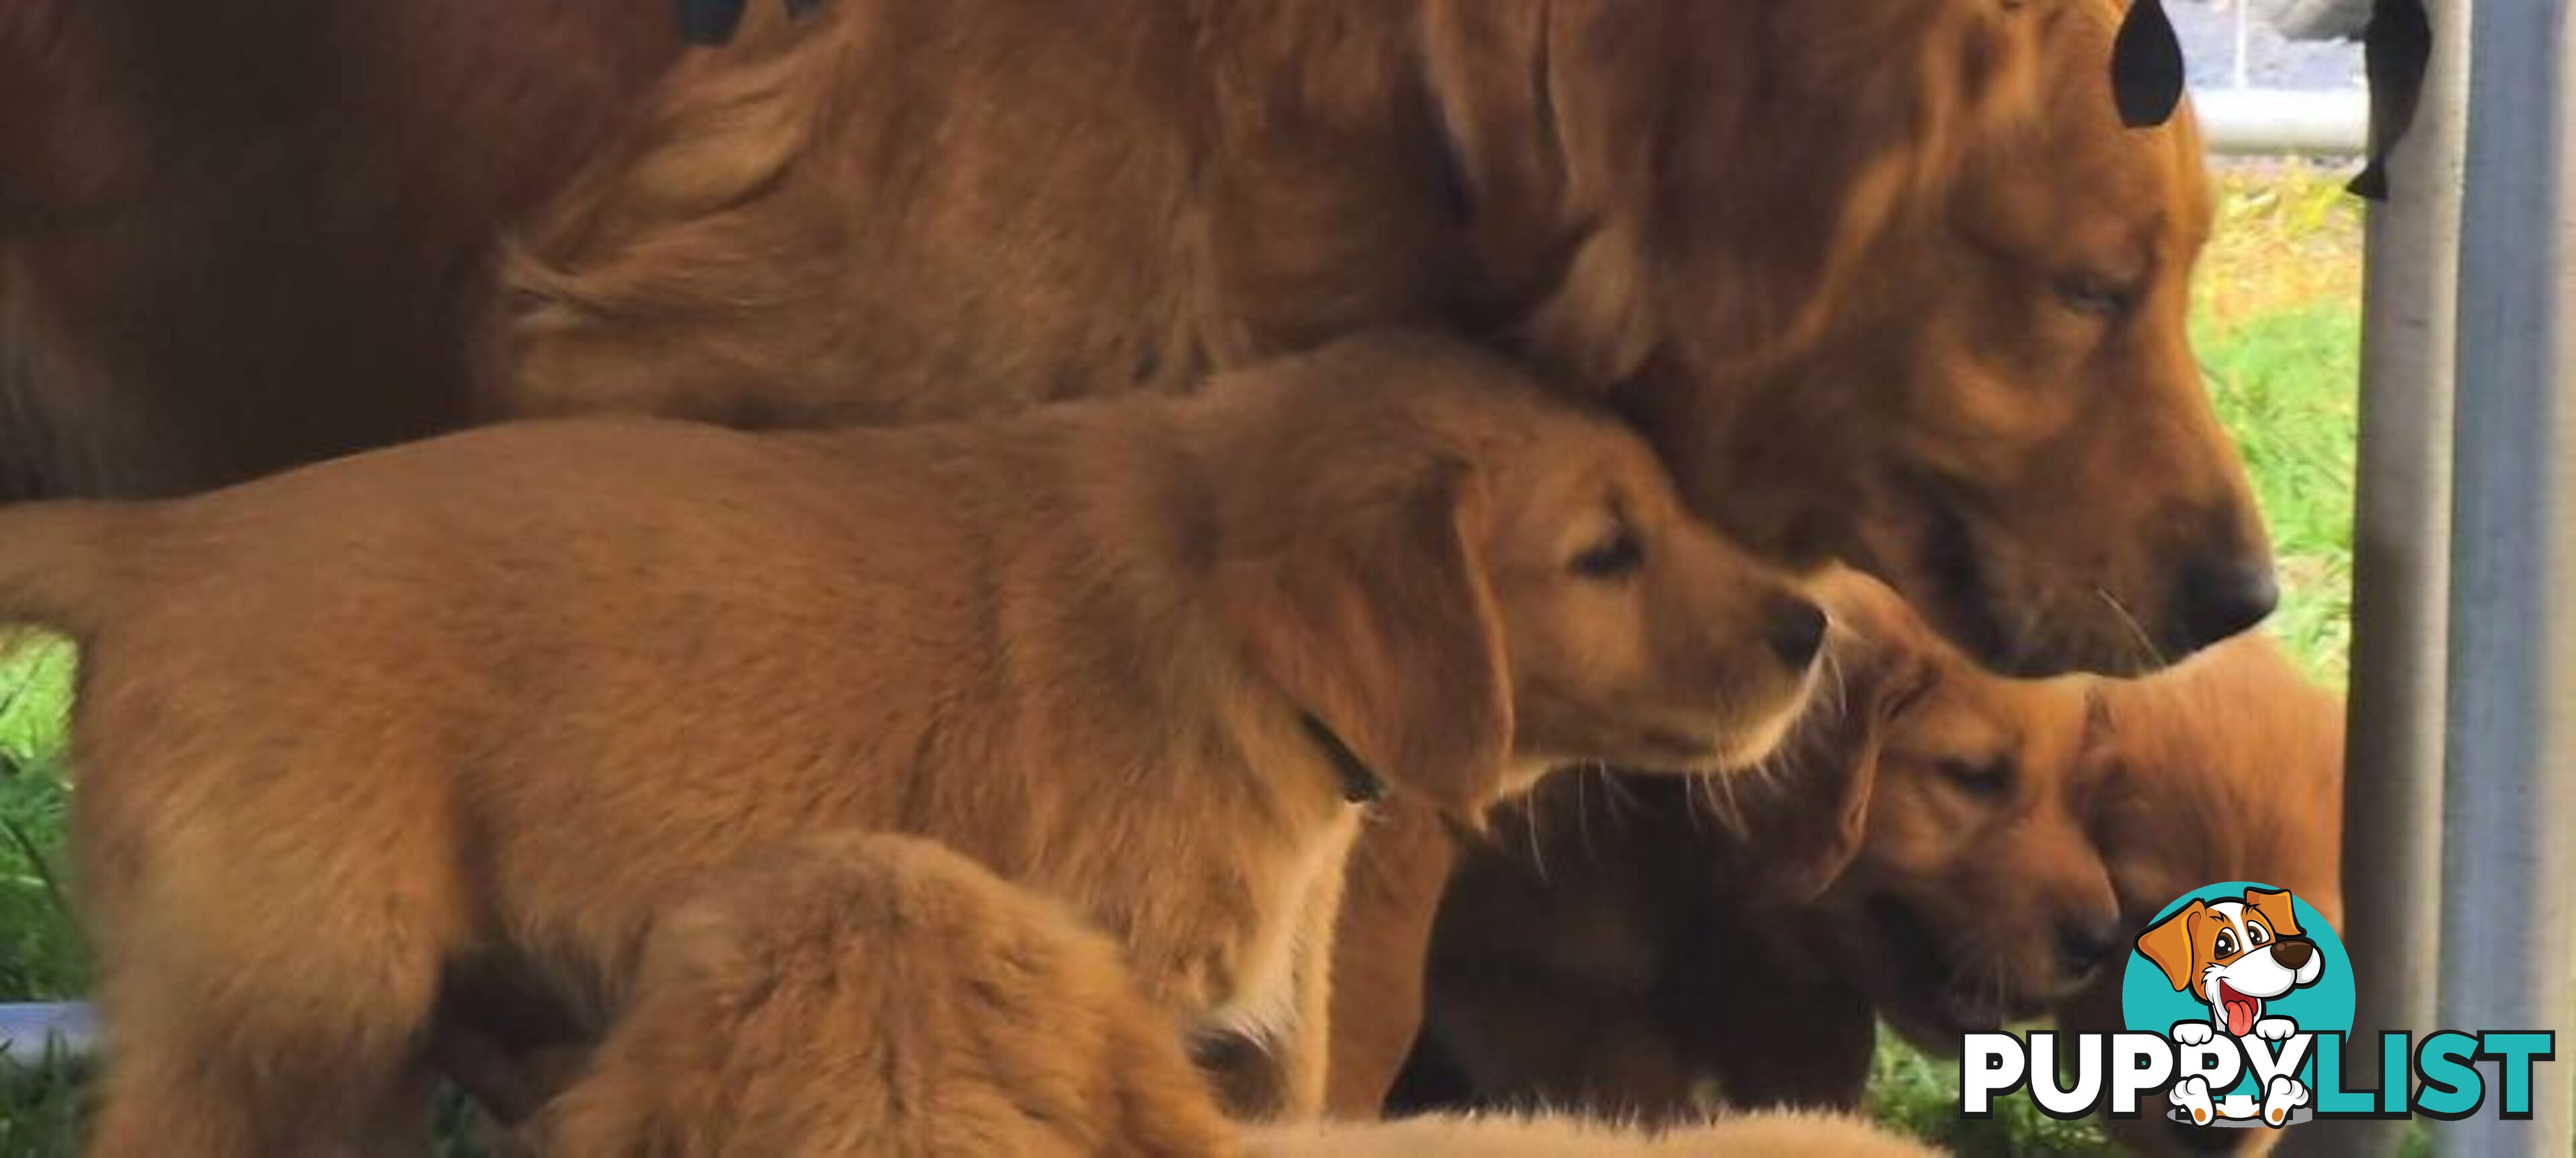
[0,501,137,637]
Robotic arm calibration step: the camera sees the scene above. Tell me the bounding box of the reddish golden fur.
[0,0,680,498]
[499,0,2266,678]
[1242,1111,1945,1158]
[9,0,2265,676]
[531,831,1936,1157]
[529,833,1238,1158]
[0,332,1818,1154]
[1372,579,2339,1125]
[2057,640,2343,1157]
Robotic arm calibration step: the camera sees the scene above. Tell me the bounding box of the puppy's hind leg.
[78,780,468,1156]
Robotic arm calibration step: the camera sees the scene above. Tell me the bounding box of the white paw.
[2261,1075,2312,1126]
[2170,1075,2215,1125]
[2171,1020,2215,1046]
[2253,1016,2298,1041]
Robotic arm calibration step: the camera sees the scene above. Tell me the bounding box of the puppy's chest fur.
[1193,807,1361,1045]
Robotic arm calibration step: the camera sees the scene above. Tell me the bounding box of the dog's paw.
[2169,1075,2215,1126]
[2261,1075,2312,1126]
[2170,1020,2215,1046]
[2253,1016,2298,1041]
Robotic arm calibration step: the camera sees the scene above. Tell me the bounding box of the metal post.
[2439,0,2576,1150]
[2288,5,2468,1156]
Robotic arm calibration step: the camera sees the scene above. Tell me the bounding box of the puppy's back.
[532,831,1236,1158]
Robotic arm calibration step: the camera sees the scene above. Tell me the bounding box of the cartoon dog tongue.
[2218,980,2261,1037]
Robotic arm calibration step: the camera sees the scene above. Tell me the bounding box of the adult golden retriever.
[535,829,1940,1157]
[507,0,2270,678]
[7,0,2270,679]
[1377,605,2339,1136]
[0,332,1822,1155]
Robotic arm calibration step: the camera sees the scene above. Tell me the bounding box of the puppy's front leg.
[1202,847,1346,1122]
[1273,863,1344,1118]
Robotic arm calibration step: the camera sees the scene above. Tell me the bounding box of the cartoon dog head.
[2134,888,2323,1037]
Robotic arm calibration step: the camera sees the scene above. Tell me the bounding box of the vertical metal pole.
[2440,0,2576,1151]
[2288,5,2469,1157]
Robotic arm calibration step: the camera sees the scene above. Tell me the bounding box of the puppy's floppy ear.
[2244,887,2304,940]
[1226,459,1513,817]
[1740,579,1937,902]
[2135,900,2206,992]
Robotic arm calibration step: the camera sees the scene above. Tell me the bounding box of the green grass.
[0,164,2369,1155]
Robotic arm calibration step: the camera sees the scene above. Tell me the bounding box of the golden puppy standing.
[0,331,1824,1155]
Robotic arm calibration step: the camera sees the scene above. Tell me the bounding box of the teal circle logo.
[2120,881,2354,1123]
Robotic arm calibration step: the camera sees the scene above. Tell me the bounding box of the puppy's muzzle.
[2269,937,2316,972]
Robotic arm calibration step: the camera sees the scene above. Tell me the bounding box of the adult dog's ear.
[2244,887,2304,940]
[2135,900,2206,993]
[1738,578,1937,902]
[1226,460,1513,817]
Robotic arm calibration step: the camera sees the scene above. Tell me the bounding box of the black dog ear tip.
[2110,0,2188,129]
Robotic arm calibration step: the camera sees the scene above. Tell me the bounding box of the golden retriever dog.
[1382,571,2125,1119]
[1375,602,2341,1143]
[1,0,682,498]
[500,0,2268,680]
[0,331,1822,1155]
[2056,639,2343,1157]
[529,831,1236,1157]
[533,829,1938,1158]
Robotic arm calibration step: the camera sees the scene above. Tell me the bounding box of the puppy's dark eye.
[1569,527,1646,580]
[2053,272,2139,318]
[1936,757,2014,799]
[2215,931,2238,958]
[2247,923,2269,945]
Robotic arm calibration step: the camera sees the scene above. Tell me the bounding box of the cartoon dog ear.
[2135,900,2207,993]
[2244,887,2304,940]
[1224,459,1514,819]
[1740,573,1939,901]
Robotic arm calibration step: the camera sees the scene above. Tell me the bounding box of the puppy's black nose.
[2057,918,2124,976]
[1762,594,1828,668]
[2174,555,2277,651]
[2271,937,2315,971]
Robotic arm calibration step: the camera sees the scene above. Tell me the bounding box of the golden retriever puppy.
[533,831,1936,1158]
[2055,637,2343,1157]
[1388,571,2122,1119]
[1243,1111,1945,1158]
[529,831,1235,1158]
[1,331,1822,1156]
[504,0,2270,679]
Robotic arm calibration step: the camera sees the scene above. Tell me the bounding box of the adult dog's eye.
[2052,272,2139,318]
[1936,757,2013,798]
[1569,527,1646,580]
[2215,931,2238,957]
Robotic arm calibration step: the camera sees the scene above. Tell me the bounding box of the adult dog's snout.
[2269,937,2316,971]
[2170,553,2278,654]
[2055,917,2125,978]
[1761,593,1828,668]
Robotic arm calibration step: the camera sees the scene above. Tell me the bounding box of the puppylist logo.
[1958,880,2556,1128]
